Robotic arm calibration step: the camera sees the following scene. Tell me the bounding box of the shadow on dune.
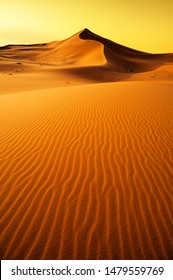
[59,65,131,83]
[79,28,173,74]
[104,47,165,73]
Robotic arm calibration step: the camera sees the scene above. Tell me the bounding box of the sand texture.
[0,29,173,259]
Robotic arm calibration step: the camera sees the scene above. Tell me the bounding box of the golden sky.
[0,0,173,53]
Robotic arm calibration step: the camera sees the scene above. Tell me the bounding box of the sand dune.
[0,29,173,260]
[1,28,173,91]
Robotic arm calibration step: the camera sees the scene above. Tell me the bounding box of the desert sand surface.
[0,29,173,259]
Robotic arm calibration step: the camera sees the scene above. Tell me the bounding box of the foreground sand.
[0,29,173,259]
[0,81,173,259]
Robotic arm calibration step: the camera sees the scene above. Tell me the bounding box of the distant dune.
[0,29,173,260]
[0,28,173,93]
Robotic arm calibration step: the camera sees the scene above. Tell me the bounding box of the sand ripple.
[0,82,173,259]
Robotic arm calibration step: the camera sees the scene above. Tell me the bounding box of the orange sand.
[0,29,173,259]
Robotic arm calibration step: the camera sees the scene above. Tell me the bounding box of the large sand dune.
[1,28,173,94]
[0,29,173,259]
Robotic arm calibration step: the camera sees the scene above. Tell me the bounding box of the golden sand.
[0,29,173,259]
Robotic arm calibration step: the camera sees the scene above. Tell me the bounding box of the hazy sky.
[0,0,173,53]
